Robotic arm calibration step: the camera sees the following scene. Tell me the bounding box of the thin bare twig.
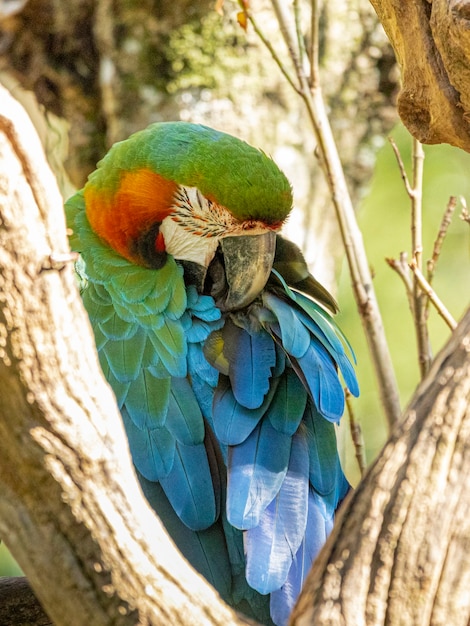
[411,138,425,270]
[293,0,307,72]
[409,261,457,331]
[271,0,310,88]
[410,139,431,377]
[240,5,300,94]
[427,196,457,285]
[459,196,470,225]
[389,137,413,196]
[308,0,320,89]
[386,253,414,312]
[345,390,367,477]
[389,136,431,377]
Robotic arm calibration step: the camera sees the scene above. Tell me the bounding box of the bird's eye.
[132,222,167,269]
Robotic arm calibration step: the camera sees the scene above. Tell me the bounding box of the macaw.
[65,122,358,626]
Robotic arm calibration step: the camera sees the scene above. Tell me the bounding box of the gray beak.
[218,231,276,312]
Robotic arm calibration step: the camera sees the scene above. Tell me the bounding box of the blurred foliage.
[164,11,254,93]
[0,541,22,576]
[338,123,470,482]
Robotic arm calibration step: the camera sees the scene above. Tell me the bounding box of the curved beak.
[218,231,276,312]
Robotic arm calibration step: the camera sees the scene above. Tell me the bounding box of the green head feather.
[88,121,293,224]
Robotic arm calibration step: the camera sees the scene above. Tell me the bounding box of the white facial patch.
[159,216,220,267]
[160,185,272,267]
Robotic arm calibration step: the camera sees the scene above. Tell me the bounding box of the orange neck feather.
[84,168,178,261]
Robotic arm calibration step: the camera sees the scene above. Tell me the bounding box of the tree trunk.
[292,307,470,625]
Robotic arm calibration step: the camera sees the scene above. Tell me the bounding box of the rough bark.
[0,83,251,626]
[292,307,470,625]
[369,0,470,151]
[0,577,52,626]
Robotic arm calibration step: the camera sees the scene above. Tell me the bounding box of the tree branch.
[369,0,470,152]
[0,84,252,626]
[292,306,470,625]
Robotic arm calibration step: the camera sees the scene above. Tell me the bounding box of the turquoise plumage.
[65,122,358,626]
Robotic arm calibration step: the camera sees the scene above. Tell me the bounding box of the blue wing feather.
[244,432,309,594]
[304,402,350,515]
[159,441,217,531]
[268,367,307,435]
[223,319,276,409]
[269,489,329,626]
[295,339,345,422]
[212,375,279,445]
[263,293,310,358]
[227,419,292,530]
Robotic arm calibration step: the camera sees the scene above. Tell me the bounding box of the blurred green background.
[1,123,469,576]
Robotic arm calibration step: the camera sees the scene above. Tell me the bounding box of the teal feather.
[110,267,162,303]
[147,324,187,377]
[291,288,357,365]
[165,378,205,445]
[108,298,140,324]
[121,407,176,480]
[86,281,112,306]
[159,441,217,531]
[99,310,139,341]
[102,329,147,383]
[125,370,170,429]
[92,323,108,352]
[81,287,114,326]
[99,359,130,408]
[138,473,233,603]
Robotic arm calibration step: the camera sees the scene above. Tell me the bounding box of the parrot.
[65,121,359,626]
